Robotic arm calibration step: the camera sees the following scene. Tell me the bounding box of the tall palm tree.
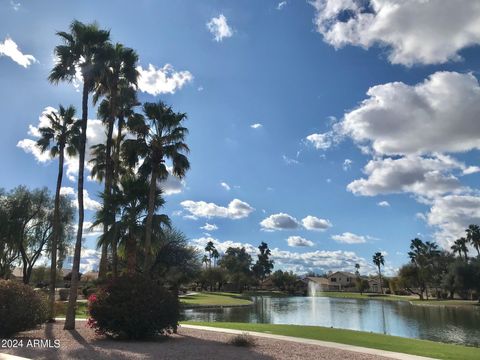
[49,20,110,330]
[466,224,480,257]
[36,105,79,321]
[125,101,190,275]
[372,252,385,294]
[451,237,469,261]
[355,263,360,277]
[94,43,138,279]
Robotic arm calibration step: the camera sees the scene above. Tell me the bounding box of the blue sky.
[2,0,480,275]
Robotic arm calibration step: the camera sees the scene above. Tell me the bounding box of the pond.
[182,296,480,346]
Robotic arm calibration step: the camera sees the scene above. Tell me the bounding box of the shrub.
[88,274,179,339]
[59,288,69,301]
[82,284,96,299]
[229,332,255,347]
[0,280,48,337]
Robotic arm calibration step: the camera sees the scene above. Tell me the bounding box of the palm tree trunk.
[48,143,65,321]
[98,117,115,280]
[64,83,89,330]
[111,116,123,279]
[143,168,158,275]
[126,232,136,274]
[378,266,383,294]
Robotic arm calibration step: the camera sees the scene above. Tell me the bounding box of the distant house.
[326,271,356,291]
[9,267,23,282]
[304,276,329,289]
[368,278,382,293]
[81,271,99,282]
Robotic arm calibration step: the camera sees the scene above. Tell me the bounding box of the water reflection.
[182,296,480,346]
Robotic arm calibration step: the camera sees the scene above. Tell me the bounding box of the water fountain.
[308,280,323,297]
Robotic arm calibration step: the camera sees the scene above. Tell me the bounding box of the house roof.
[327,271,356,278]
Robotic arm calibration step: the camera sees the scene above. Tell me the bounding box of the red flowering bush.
[87,274,179,339]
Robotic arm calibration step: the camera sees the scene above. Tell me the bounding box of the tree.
[354,263,360,277]
[372,252,385,294]
[271,270,298,293]
[219,247,253,292]
[49,20,110,330]
[205,241,217,268]
[466,224,480,257]
[451,237,469,261]
[398,264,426,300]
[125,101,190,275]
[36,105,80,320]
[0,189,20,279]
[355,278,369,295]
[252,242,274,281]
[93,43,138,280]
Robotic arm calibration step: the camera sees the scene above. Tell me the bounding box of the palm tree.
[451,237,469,261]
[466,224,480,257]
[205,241,216,268]
[354,263,360,277]
[49,20,110,330]
[201,255,210,269]
[92,175,169,274]
[36,105,79,321]
[125,101,190,275]
[211,249,219,268]
[372,252,385,294]
[94,43,138,279]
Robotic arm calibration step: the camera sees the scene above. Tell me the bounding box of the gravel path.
[1,322,393,360]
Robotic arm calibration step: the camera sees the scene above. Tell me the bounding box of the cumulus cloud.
[200,223,218,231]
[136,64,193,96]
[207,14,233,42]
[306,132,334,150]
[180,199,254,219]
[311,0,480,66]
[220,182,231,191]
[277,1,287,10]
[331,232,367,244]
[301,216,332,231]
[347,155,468,200]
[17,107,107,182]
[260,213,299,231]
[64,248,100,273]
[427,195,480,248]
[341,72,480,156]
[61,187,101,211]
[0,37,36,67]
[377,201,390,207]
[250,123,263,129]
[343,159,352,171]
[159,168,186,196]
[287,236,314,247]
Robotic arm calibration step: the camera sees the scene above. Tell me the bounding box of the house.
[81,271,99,283]
[326,271,356,290]
[368,278,382,293]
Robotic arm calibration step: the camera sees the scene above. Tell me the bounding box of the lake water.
[182,296,480,346]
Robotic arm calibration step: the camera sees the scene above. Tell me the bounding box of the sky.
[2,0,480,275]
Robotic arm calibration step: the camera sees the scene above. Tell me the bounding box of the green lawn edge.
[181,322,480,360]
[180,292,253,307]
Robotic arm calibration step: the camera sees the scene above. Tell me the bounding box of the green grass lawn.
[180,292,253,307]
[315,291,478,307]
[55,301,89,319]
[181,322,480,360]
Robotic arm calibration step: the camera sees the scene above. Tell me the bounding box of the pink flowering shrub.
[87,274,179,339]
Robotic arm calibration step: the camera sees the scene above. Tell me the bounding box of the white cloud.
[427,194,480,248]
[341,72,480,156]
[159,168,186,196]
[200,223,218,231]
[377,201,390,207]
[301,215,332,231]
[332,232,367,244]
[463,166,480,175]
[282,154,299,165]
[220,182,231,191]
[10,1,20,11]
[207,14,233,42]
[343,158,352,171]
[61,186,101,211]
[260,213,299,231]
[287,236,314,247]
[180,198,254,219]
[311,0,480,66]
[250,123,263,129]
[64,248,100,273]
[277,1,287,10]
[347,155,467,200]
[306,132,333,150]
[0,37,36,67]
[136,64,193,96]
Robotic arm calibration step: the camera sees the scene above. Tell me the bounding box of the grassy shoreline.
[181,321,480,360]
